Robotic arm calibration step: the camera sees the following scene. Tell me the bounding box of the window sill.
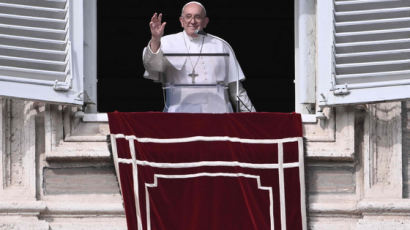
[80,112,108,122]
[80,112,320,123]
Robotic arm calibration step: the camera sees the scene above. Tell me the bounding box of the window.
[0,0,83,105]
[316,0,410,107]
[97,1,294,113]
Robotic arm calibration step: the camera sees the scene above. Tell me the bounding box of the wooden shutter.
[317,0,410,106]
[0,0,83,105]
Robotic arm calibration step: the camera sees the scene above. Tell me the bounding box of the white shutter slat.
[335,0,410,12]
[0,2,66,19]
[0,66,66,81]
[336,7,410,22]
[0,23,67,40]
[0,55,67,72]
[0,34,66,50]
[336,79,410,90]
[336,38,410,53]
[0,75,54,86]
[0,0,66,9]
[0,45,66,61]
[336,48,410,63]
[336,59,410,74]
[336,28,410,43]
[336,17,410,32]
[0,13,67,30]
[337,70,410,84]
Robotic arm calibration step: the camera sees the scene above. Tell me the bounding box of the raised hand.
[150,13,166,41]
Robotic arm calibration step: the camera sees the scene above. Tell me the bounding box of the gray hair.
[181,1,207,16]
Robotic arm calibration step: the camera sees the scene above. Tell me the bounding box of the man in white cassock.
[143,1,256,113]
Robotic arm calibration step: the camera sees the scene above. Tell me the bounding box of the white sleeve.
[142,41,167,82]
[225,43,245,84]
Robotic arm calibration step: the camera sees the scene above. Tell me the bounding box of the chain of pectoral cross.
[183,35,205,84]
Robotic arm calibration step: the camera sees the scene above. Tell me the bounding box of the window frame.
[84,0,318,123]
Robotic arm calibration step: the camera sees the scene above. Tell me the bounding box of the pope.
[143,1,256,113]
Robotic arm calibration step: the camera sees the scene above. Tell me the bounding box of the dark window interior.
[97,1,294,112]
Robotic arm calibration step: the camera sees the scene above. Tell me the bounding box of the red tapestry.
[108,112,306,230]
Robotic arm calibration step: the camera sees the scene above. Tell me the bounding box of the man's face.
[179,3,209,37]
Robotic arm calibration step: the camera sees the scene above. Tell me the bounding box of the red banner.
[108,112,306,230]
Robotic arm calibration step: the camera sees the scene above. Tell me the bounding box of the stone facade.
[0,98,408,229]
[0,99,126,229]
[306,103,409,229]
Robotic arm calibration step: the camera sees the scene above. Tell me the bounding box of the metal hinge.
[333,84,350,95]
[53,80,71,91]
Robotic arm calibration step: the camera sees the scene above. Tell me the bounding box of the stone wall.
[0,98,126,230]
[0,98,408,229]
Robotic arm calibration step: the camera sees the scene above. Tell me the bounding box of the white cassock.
[143,31,255,113]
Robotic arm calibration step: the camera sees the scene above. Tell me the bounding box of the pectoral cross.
[188,70,199,84]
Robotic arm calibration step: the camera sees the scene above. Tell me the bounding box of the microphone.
[195,29,207,36]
